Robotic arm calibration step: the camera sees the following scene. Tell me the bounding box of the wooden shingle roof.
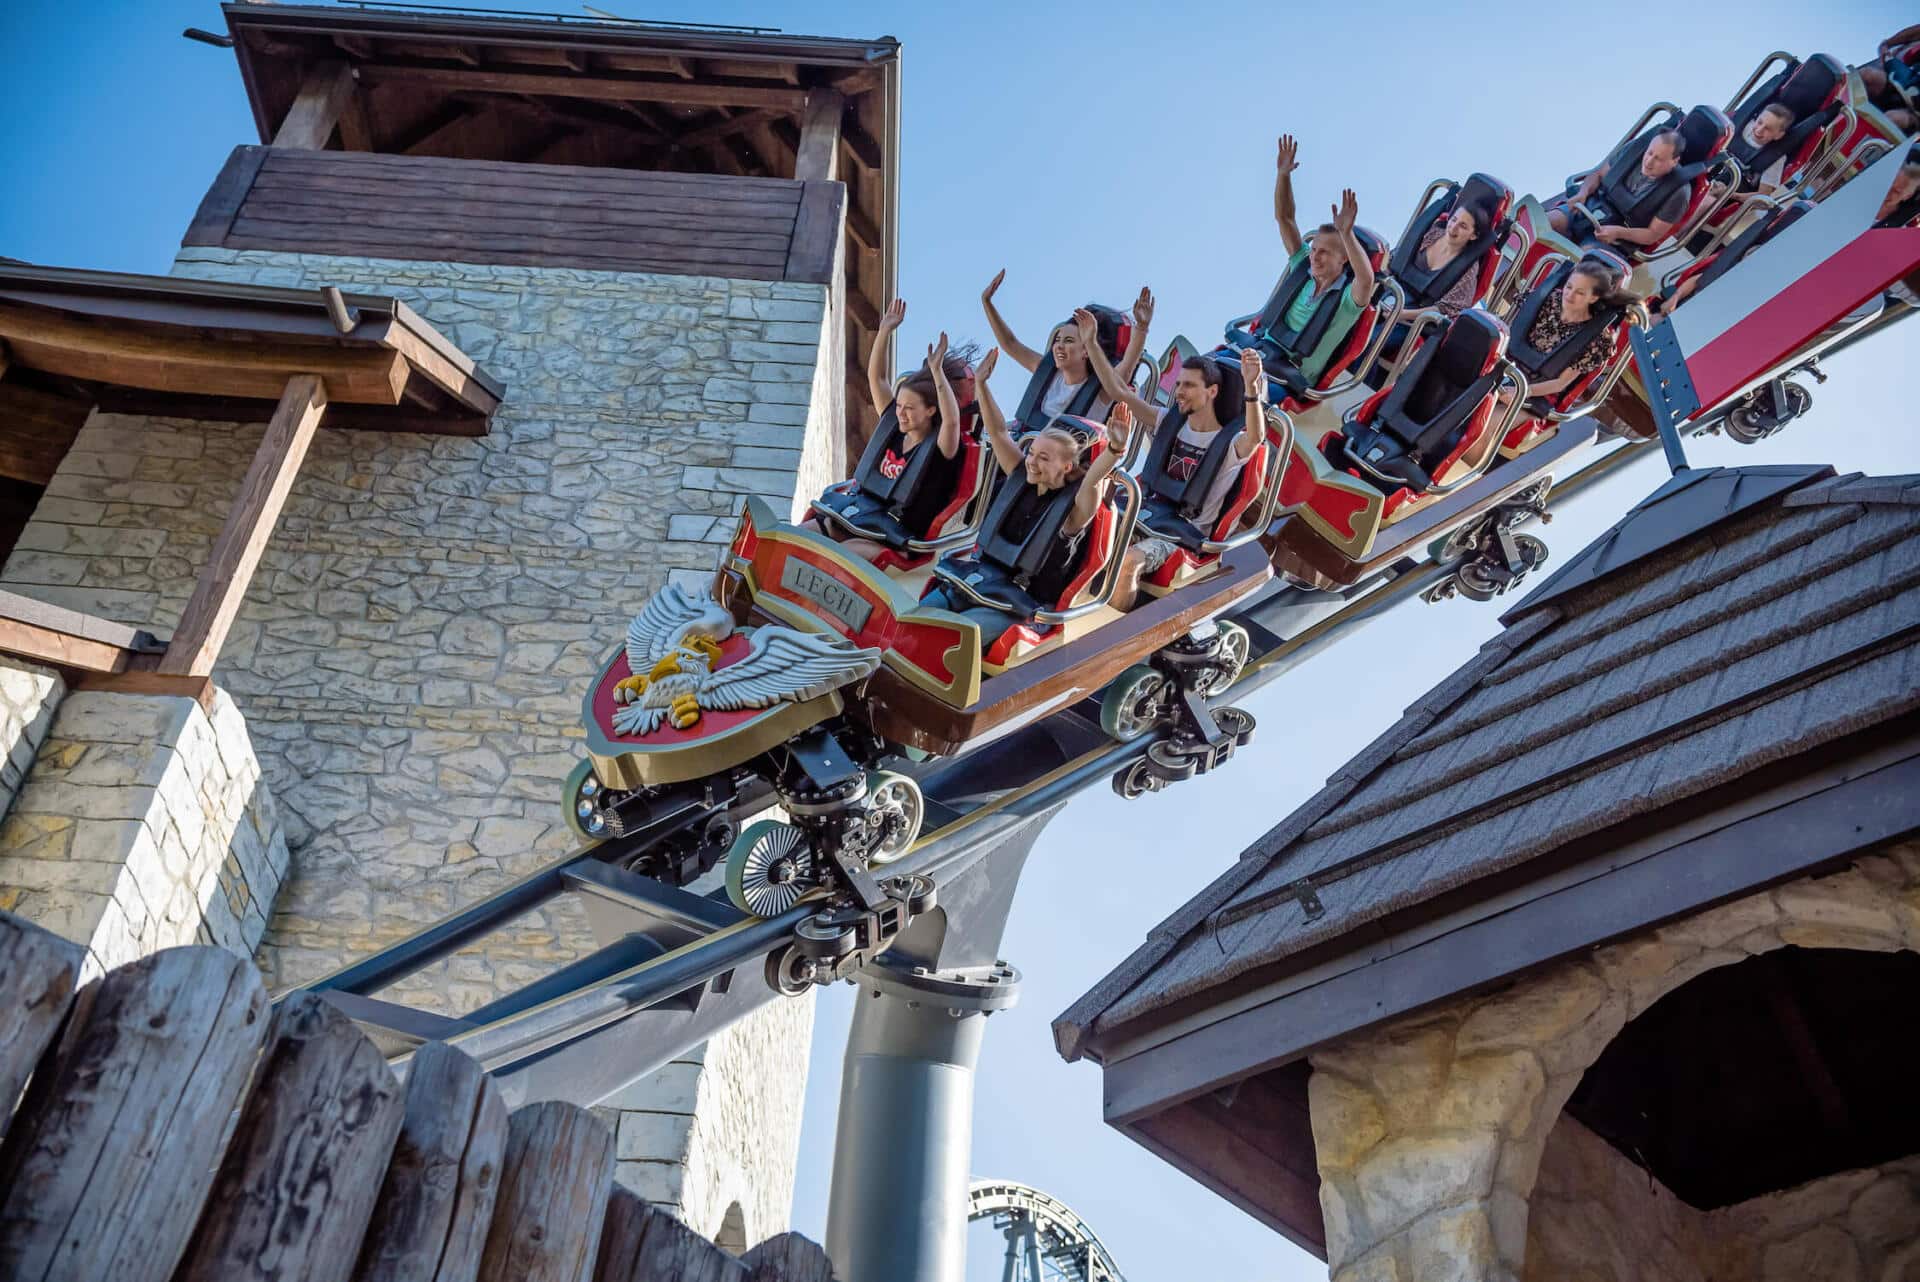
[1058,466,1920,1065]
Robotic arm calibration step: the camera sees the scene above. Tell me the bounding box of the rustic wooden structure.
[0,908,837,1281]
[205,1,899,449]
[1056,466,1920,1259]
[0,262,500,682]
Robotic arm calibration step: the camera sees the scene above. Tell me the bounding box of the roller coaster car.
[809,389,990,573]
[569,478,1274,918]
[1220,226,1396,411]
[1807,45,1920,195]
[1389,173,1514,314]
[1687,54,1847,254]
[1521,104,1734,283]
[1496,248,1645,460]
[1269,308,1568,598]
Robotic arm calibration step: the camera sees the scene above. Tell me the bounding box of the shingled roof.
[1058,465,1920,1064]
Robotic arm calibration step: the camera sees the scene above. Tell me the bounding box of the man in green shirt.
[1266,133,1377,387]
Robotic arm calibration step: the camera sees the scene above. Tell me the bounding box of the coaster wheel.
[1199,621,1251,696]
[1213,706,1257,747]
[766,945,817,996]
[724,820,818,917]
[563,758,607,844]
[861,770,924,868]
[1101,665,1169,743]
[1146,739,1199,783]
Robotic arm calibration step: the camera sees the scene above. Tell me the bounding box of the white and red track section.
[1666,145,1920,411]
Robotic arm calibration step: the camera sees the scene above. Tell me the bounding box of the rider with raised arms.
[1263,134,1378,390]
[979,271,1153,434]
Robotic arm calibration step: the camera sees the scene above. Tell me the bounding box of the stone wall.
[0,245,838,1243]
[1528,1114,1920,1282]
[0,687,287,979]
[0,657,63,823]
[1305,844,1920,1282]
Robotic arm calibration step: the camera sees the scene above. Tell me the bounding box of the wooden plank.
[75,672,218,713]
[475,1102,615,1282]
[273,59,359,149]
[223,229,791,279]
[677,106,785,149]
[235,200,792,252]
[840,116,884,172]
[1131,1106,1327,1253]
[356,64,808,111]
[0,945,271,1282]
[0,305,407,405]
[741,1233,837,1282]
[784,181,845,285]
[0,587,153,649]
[794,90,842,182]
[255,147,805,201]
[182,145,270,247]
[242,179,797,234]
[0,913,85,1151]
[352,1041,510,1282]
[174,991,409,1282]
[391,101,483,155]
[158,374,326,678]
[0,616,131,675]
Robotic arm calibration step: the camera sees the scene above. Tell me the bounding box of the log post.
[794,89,842,181]
[0,945,270,1282]
[475,1102,615,1282]
[743,1233,839,1281]
[274,59,359,149]
[158,372,326,676]
[0,912,85,1149]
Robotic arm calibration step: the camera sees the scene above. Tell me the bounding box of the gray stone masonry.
[0,686,288,980]
[0,246,839,1245]
[0,657,63,823]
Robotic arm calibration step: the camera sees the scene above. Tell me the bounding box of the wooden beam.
[0,614,132,676]
[182,146,270,247]
[331,34,375,61]
[159,374,327,677]
[841,115,884,171]
[517,94,667,142]
[795,89,842,181]
[784,181,844,284]
[357,64,807,111]
[675,105,782,149]
[0,304,408,405]
[845,200,881,256]
[845,286,879,332]
[391,101,481,155]
[273,59,358,150]
[337,95,375,152]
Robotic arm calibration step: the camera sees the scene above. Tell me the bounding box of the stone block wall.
[1528,1112,1920,1282]
[0,657,63,822]
[0,687,287,979]
[1305,844,1920,1282]
[0,245,840,1244]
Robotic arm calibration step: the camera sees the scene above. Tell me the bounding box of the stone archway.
[1306,843,1920,1282]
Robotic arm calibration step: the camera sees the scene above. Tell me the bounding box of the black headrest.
[1431,311,1503,387]
[1679,104,1733,164]
[1072,303,1131,364]
[1456,172,1513,225]
[1351,225,1388,266]
[1762,199,1815,242]
[1780,54,1844,115]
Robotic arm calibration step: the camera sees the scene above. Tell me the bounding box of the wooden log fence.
[0,910,836,1282]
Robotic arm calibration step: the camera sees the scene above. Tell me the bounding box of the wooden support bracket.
[795,89,842,182]
[273,59,359,150]
[159,374,327,677]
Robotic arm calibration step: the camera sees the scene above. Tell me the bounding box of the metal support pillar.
[1629,317,1701,475]
[825,958,1020,1282]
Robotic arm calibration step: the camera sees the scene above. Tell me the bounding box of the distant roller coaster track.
[967,1179,1125,1282]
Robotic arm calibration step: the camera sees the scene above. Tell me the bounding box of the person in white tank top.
[981,269,1152,434]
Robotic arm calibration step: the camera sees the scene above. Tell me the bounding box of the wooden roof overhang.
[0,263,502,432]
[219,3,900,434]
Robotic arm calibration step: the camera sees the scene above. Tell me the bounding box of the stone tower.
[0,4,899,1250]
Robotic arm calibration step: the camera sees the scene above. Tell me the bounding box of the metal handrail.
[1032,470,1143,625]
[1394,179,1457,252]
[904,439,996,554]
[1792,103,1858,199]
[1382,308,1447,383]
[1486,219,1539,315]
[1725,52,1796,115]
[1296,278,1406,402]
[1640,156,1744,269]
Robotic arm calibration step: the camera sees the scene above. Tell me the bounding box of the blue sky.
[6,2,1914,1279]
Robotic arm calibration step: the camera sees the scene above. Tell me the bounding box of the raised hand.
[1239,346,1267,398]
[927,330,949,369]
[879,298,906,334]
[1072,307,1099,346]
[976,346,1000,381]
[1132,286,1156,331]
[1332,189,1359,235]
[1105,401,1133,452]
[1276,134,1299,175]
[983,269,1006,303]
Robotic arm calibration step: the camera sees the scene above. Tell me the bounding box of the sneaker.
[1134,538,1176,573]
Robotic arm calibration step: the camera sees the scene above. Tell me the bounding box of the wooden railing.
[0,910,835,1282]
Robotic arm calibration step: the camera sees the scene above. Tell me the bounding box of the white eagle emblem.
[609,583,883,737]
